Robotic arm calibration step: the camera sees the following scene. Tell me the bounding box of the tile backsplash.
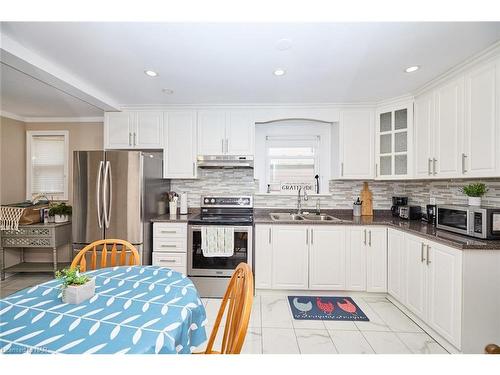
[169,169,500,209]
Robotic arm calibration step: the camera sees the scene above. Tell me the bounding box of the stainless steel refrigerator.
[72,150,165,265]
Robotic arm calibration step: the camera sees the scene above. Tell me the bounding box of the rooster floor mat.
[288,296,369,321]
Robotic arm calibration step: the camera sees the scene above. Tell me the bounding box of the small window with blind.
[265,136,319,193]
[26,131,69,201]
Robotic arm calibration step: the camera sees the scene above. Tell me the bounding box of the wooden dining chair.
[485,344,500,354]
[70,239,140,272]
[201,262,254,354]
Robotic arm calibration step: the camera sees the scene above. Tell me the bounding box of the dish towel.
[201,226,234,257]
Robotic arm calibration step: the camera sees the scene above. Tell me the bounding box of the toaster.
[399,205,422,220]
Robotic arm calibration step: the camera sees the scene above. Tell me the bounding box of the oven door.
[188,225,253,277]
[436,206,470,235]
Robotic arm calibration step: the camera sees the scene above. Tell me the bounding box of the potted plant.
[461,182,488,206]
[55,266,95,304]
[48,202,72,223]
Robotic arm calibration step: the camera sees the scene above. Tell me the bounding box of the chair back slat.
[110,243,117,266]
[91,246,97,270]
[101,244,108,268]
[71,239,140,271]
[204,263,253,354]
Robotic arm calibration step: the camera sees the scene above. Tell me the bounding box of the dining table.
[0,265,208,354]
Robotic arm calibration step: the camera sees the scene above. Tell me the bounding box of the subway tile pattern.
[169,169,500,209]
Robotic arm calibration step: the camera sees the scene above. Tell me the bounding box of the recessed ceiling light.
[276,38,293,51]
[274,68,286,77]
[144,70,158,77]
[405,66,420,73]
[162,88,174,94]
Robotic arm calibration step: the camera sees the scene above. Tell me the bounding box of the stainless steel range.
[188,196,253,297]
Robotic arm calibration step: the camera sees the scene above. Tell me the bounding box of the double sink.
[269,212,342,222]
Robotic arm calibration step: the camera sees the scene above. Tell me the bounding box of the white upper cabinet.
[464,60,498,177]
[414,92,434,178]
[104,112,135,149]
[338,110,374,179]
[135,111,164,148]
[375,102,413,179]
[414,56,499,179]
[197,110,255,155]
[104,111,163,149]
[226,111,255,155]
[197,110,227,155]
[434,77,464,177]
[309,226,346,290]
[163,111,197,179]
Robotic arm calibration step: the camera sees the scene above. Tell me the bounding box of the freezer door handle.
[96,161,104,228]
[103,161,113,228]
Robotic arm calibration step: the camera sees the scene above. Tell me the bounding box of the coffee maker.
[391,196,408,217]
[422,204,437,225]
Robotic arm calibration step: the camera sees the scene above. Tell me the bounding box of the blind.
[30,135,66,196]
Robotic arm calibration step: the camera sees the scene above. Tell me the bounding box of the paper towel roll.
[180,193,188,214]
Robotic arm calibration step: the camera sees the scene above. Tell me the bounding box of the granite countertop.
[253,209,500,250]
[151,210,199,223]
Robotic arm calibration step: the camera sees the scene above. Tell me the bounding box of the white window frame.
[265,135,320,191]
[26,130,69,201]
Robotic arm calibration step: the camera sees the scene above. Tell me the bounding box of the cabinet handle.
[268,227,272,244]
[192,162,195,176]
[375,163,378,178]
[428,158,432,175]
[426,245,431,265]
[433,158,437,175]
[462,153,467,174]
[364,229,367,245]
[311,229,314,245]
[129,132,132,146]
[221,139,224,153]
[368,230,371,247]
[306,229,309,245]
[225,139,229,153]
[421,242,425,262]
[159,259,177,263]
[160,244,177,248]
[161,230,177,234]
[341,162,344,177]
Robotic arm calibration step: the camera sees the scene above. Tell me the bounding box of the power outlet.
[430,197,436,205]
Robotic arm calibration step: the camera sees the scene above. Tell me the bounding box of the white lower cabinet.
[366,227,387,292]
[387,228,406,303]
[345,227,366,291]
[309,226,346,290]
[152,223,188,274]
[387,229,462,349]
[254,225,273,289]
[271,225,309,290]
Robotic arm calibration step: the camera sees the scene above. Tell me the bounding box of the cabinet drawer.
[154,223,187,238]
[154,238,187,253]
[152,252,187,270]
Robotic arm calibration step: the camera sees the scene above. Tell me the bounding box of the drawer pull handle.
[160,245,177,248]
[161,230,177,234]
[159,259,177,263]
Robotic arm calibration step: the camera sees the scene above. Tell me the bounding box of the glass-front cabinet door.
[375,102,413,179]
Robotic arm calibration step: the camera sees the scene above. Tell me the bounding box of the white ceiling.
[1,22,500,116]
[0,63,104,118]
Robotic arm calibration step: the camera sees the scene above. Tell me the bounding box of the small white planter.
[62,278,95,304]
[468,197,482,206]
[54,214,69,223]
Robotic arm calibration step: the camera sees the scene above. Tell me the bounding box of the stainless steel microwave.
[436,205,500,239]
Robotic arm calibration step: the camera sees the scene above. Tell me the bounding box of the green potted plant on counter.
[56,266,95,304]
[461,182,488,206]
[48,202,72,223]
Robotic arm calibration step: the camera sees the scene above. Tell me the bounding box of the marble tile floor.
[1,274,448,354]
[198,294,449,354]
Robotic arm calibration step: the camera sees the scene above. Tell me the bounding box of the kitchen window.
[26,131,69,200]
[265,136,319,192]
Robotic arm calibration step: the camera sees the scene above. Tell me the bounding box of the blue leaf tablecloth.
[0,266,207,354]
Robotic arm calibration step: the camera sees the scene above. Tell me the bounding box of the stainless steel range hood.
[197,155,254,169]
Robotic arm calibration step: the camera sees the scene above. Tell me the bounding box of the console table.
[0,222,72,280]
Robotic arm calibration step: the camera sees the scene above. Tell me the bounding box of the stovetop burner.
[188,195,254,226]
